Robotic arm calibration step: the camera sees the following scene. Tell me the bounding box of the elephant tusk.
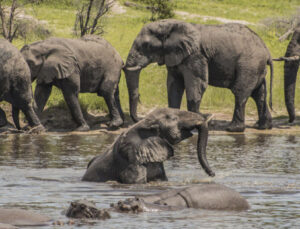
[197,114,214,125]
[125,66,142,71]
[273,56,300,61]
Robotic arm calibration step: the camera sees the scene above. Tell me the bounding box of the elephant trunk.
[284,60,300,123]
[124,68,141,122]
[197,122,215,177]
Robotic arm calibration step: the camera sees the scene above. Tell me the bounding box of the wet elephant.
[21,35,124,131]
[0,39,44,131]
[82,108,215,184]
[124,19,274,132]
[273,27,300,123]
[66,184,249,218]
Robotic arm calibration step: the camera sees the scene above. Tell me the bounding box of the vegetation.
[2,0,300,117]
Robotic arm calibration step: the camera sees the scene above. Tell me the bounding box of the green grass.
[9,0,300,116]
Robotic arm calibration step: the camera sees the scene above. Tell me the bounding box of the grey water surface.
[0,133,299,228]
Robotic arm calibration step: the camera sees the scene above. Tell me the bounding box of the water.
[0,133,299,228]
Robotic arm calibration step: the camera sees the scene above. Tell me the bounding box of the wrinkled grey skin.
[21,35,124,131]
[0,208,50,227]
[66,200,111,220]
[124,19,273,132]
[273,28,300,123]
[67,184,249,217]
[82,108,214,184]
[0,39,43,131]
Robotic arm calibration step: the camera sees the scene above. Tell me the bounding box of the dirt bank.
[0,104,300,135]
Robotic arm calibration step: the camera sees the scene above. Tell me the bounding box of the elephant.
[0,39,44,131]
[0,208,50,227]
[66,184,249,219]
[82,108,215,184]
[20,35,124,131]
[124,19,274,132]
[273,27,300,123]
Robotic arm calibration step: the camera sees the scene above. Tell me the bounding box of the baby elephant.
[21,35,124,131]
[0,39,43,131]
[82,108,215,184]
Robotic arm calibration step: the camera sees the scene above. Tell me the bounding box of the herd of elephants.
[0,19,300,226]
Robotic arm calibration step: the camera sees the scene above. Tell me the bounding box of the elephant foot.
[0,119,7,128]
[254,120,272,130]
[74,123,90,132]
[226,122,245,132]
[108,117,124,130]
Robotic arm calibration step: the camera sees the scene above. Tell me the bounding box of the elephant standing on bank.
[21,35,124,131]
[82,108,215,184]
[273,27,300,123]
[0,39,43,131]
[124,19,274,132]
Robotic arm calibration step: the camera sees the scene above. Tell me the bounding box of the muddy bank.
[1,104,300,135]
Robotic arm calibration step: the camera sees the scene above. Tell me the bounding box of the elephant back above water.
[82,108,215,184]
[124,19,274,132]
[21,35,124,131]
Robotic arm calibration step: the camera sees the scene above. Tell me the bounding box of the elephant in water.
[0,39,44,132]
[82,108,215,184]
[273,27,300,123]
[66,184,249,220]
[124,19,274,132]
[21,35,124,131]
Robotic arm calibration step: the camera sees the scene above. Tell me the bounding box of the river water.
[0,133,299,228]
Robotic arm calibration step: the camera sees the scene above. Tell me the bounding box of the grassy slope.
[11,0,300,116]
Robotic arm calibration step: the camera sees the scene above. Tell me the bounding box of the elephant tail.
[268,59,274,111]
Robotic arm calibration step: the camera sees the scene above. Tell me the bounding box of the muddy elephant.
[82,108,215,184]
[273,27,300,123]
[21,35,124,131]
[124,19,274,132]
[66,184,249,219]
[0,39,43,131]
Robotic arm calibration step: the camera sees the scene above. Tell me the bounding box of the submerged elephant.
[0,39,44,131]
[21,35,124,131]
[124,19,274,132]
[273,27,300,123]
[66,184,249,219]
[82,108,215,184]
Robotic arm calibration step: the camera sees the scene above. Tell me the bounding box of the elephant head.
[124,19,201,122]
[82,108,214,184]
[274,28,300,123]
[21,39,78,84]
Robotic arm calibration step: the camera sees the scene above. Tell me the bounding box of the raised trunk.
[197,122,215,177]
[124,69,141,122]
[284,61,299,123]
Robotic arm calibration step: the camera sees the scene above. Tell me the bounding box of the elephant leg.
[167,67,185,108]
[0,107,7,127]
[34,84,52,115]
[21,103,43,128]
[61,81,89,131]
[251,79,272,130]
[146,162,168,182]
[100,80,123,129]
[227,93,249,132]
[12,106,20,130]
[183,65,208,113]
[114,87,124,120]
[120,164,147,184]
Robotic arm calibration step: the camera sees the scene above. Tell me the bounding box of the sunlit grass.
[8,0,300,117]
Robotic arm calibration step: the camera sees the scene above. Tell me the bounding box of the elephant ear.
[163,22,200,67]
[37,45,79,84]
[134,136,174,164]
